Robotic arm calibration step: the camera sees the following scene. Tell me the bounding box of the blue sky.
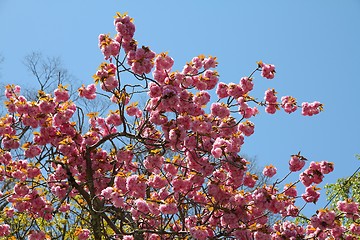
[1,1,360,214]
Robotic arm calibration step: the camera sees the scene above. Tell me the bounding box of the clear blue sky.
[1,1,360,214]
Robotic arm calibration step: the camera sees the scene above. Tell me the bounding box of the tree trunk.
[91,212,102,240]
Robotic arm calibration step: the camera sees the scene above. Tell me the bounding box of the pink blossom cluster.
[264,88,278,114]
[281,95,298,113]
[272,221,305,239]
[93,62,119,91]
[260,61,276,79]
[189,226,213,240]
[77,229,91,240]
[302,185,321,203]
[98,34,120,60]
[238,120,255,136]
[54,85,70,102]
[337,199,359,220]
[237,96,259,118]
[311,209,337,230]
[126,102,142,118]
[115,14,135,40]
[302,101,324,116]
[297,161,334,204]
[153,52,175,83]
[114,12,136,53]
[98,13,137,60]
[300,161,334,187]
[216,77,253,99]
[127,46,156,75]
[289,154,307,172]
[183,55,217,75]
[262,164,277,177]
[28,230,47,240]
[0,224,10,237]
[78,84,97,100]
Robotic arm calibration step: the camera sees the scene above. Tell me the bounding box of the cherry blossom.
[0,11,355,240]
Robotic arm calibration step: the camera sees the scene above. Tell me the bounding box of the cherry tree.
[0,11,359,239]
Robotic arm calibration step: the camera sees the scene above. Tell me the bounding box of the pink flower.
[143,155,164,173]
[93,63,118,91]
[0,224,10,236]
[59,203,70,213]
[283,184,297,197]
[319,161,334,174]
[281,96,297,113]
[5,84,21,98]
[5,208,14,218]
[264,89,278,114]
[14,183,30,196]
[123,236,134,240]
[98,34,120,60]
[126,175,147,198]
[149,110,168,125]
[262,165,277,177]
[211,103,230,118]
[172,177,191,193]
[260,62,276,79]
[111,191,125,208]
[182,62,198,75]
[350,223,360,235]
[203,56,217,69]
[227,83,244,98]
[163,163,177,176]
[190,226,210,240]
[286,204,299,217]
[311,209,336,229]
[39,99,56,114]
[216,82,229,99]
[148,174,167,189]
[265,104,277,114]
[191,56,203,69]
[204,70,219,89]
[299,171,318,187]
[154,52,174,71]
[159,202,178,214]
[121,39,137,54]
[148,83,162,98]
[78,84,97,100]
[289,154,306,172]
[238,120,255,136]
[240,77,254,94]
[2,136,20,150]
[24,144,42,158]
[127,46,156,75]
[100,187,114,200]
[28,231,46,240]
[126,103,142,117]
[300,161,330,187]
[102,76,119,91]
[114,13,135,41]
[106,110,123,126]
[135,199,150,213]
[302,185,320,203]
[194,91,211,106]
[337,199,359,214]
[243,172,257,188]
[54,86,70,103]
[264,89,277,102]
[78,229,91,240]
[301,101,323,116]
